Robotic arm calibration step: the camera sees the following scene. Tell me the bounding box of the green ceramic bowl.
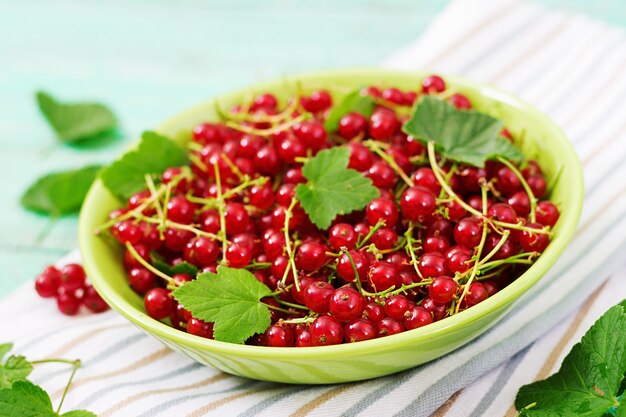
[79,69,583,384]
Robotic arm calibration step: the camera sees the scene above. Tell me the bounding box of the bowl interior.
[79,69,583,364]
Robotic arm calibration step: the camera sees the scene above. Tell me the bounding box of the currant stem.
[94,185,167,234]
[365,140,415,187]
[456,186,490,314]
[226,113,311,137]
[244,262,272,270]
[341,248,364,294]
[282,198,300,292]
[213,163,228,262]
[56,359,81,414]
[496,157,538,223]
[261,302,300,315]
[125,242,176,285]
[356,219,386,249]
[404,225,424,280]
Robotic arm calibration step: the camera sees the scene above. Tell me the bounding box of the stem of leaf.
[282,198,300,292]
[125,242,176,285]
[496,156,538,223]
[365,140,415,187]
[213,163,228,262]
[56,359,81,414]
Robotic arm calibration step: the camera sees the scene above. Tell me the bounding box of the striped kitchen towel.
[3,0,626,415]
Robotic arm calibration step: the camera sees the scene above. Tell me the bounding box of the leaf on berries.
[36,91,117,143]
[515,301,626,417]
[20,166,102,216]
[152,260,199,277]
[402,96,523,167]
[0,343,33,389]
[295,147,379,229]
[100,131,188,199]
[172,266,272,344]
[0,380,95,417]
[323,89,376,132]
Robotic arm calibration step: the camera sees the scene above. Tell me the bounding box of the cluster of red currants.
[34,263,109,316]
[101,75,559,346]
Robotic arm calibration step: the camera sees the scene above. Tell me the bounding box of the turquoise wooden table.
[2,0,626,298]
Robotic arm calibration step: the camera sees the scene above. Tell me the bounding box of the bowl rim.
[79,67,584,359]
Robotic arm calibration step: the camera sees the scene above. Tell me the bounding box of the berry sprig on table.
[34,263,109,316]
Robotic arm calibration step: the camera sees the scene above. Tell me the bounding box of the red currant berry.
[453,217,483,249]
[348,143,375,172]
[421,297,447,321]
[362,301,384,322]
[328,223,357,251]
[185,236,220,266]
[251,93,278,112]
[339,112,368,139]
[83,286,109,313]
[422,75,446,93]
[368,262,400,292]
[310,316,344,346]
[144,288,174,320]
[35,266,62,298]
[445,246,473,274]
[367,161,397,189]
[496,167,522,195]
[536,201,559,227]
[507,192,531,217]
[193,123,222,144]
[369,110,399,141]
[449,93,472,109]
[371,228,398,250]
[60,264,86,292]
[418,252,449,278]
[404,306,433,330]
[429,276,457,304]
[336,250,370,283]
[366,198,398,227]
[295,242,327,272]
[423,235,450,254]
[128,268,158,294]
[384,295,410,320]
[344,318,377,342]
[225,242,253,268]
[224,203,250,236]
[187,318,214,338]
[57,291,82,316]
[528,175,547,198]
[400,186,437,222]
[412,168,441,195]
[464,282,489,307]
[488,203,517,223]
[377,317,405,337]
[248,182,275,210]
[329,287,365,322]
[518,223,550,253]
[265,325,295,347]
[303,281,334,314]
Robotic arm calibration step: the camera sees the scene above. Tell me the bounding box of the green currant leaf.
[295,147,379,229]
[515,302,626,417]
[36,91,117,143]
[60,411,97,417]
[0,344,33,389]
[0,380,95,417]
[402,96,523,167]
[172,266,272,344]
[152,260,198,277]
[100,131,188,200]
[20,166,102,216]
[0,380,56,417]
[323,89,376,132]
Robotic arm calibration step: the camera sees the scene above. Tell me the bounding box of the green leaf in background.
[20,166,102,216]
[515,301,626,417]
[323,89,376,132]
[0,380,96,417]
[36,91,117,143]
[295,147,379,229]
[0,343,32,389]
[402,96,523,167]
[172,266,272,344]
[100,130,189,200]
